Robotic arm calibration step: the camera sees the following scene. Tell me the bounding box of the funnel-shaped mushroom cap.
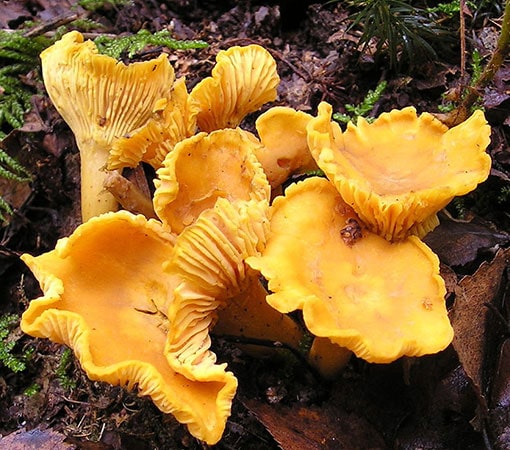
[40,31,175,220]
[248,177,454,363]
[108,77,199,170]
[307,102,492,241]
[254,107,318,188]
[20,211,237,445]
[154,128,270,234]
[40,31,175,150]
[190,45,279,132]
[164,197,270,381]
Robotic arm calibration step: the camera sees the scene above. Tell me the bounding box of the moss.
[0,313,33,373]
[0,30,50,138]
[56,347,77,390]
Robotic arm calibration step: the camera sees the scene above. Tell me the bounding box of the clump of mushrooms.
[20,128,270,444]
[21,30,494,445]
[21,39,299,443]
[40,32,279,222]
[249,100,491,369]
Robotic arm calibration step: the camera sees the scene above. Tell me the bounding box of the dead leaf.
[0,428,76,450]
[243,398,386,450]
[492,339,510,408]
[450,247,510,413]
[423,215,510,269]
[0,1,30,28]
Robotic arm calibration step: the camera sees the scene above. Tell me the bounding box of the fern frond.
[78,0,131,12]
[94,29,208,59]
[0,149,31,182]
[0,49,36,64]
[0,197,13,223]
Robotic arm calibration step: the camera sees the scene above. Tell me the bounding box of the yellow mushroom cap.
[248,177,454,363]
[153,128,270,234]
[254,106,318,188]
[20,211,237,445]
[164,197,270,381]
[108,77,199,170]
[190,45,279,132]
[307,102,492,241]
[41,31,175,148]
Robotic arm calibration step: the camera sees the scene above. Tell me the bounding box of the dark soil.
[1,1,509,449]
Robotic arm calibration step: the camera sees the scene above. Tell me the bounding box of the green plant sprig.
[0,149,31,182]
[0,30,50,137]
[0,148,31,223]
[56,347,77,390]
[333,80,387,125]
[344,0,450,70]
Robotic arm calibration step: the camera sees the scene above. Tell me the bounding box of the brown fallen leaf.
[0,428,75,450]
[492,339,510,409]
[243,397,386,450]
[0,2,30,28]
[423,215,510,269]
[450,247,510,415]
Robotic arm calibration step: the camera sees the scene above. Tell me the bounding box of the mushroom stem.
[307,337,352,380]
[214,273,305,355]
[79,142,119,222]
[215,276,353,378]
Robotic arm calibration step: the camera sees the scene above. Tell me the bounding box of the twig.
[459,0,467,79]
[103,169,157,219]
[440,0,510,126]
[22,13,82,37]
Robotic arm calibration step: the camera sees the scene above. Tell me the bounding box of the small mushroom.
[307,102,492,241]
[163,197,270,378]
[108,77,199,170]
[20,211,237,445]
[248,177,454,363]
[153,128,270,234]
[40,31,175,221]
[253,106,318,189]
[189,45,279,132]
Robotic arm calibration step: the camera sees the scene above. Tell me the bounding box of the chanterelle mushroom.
[107,77,199,171]
[189,44,279,132]
[20,211,237,445]
[307,102,492,241]
[253,106,318,189]
[248,177,454,363]
[153,128,269,234]
[40,31,175,221]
